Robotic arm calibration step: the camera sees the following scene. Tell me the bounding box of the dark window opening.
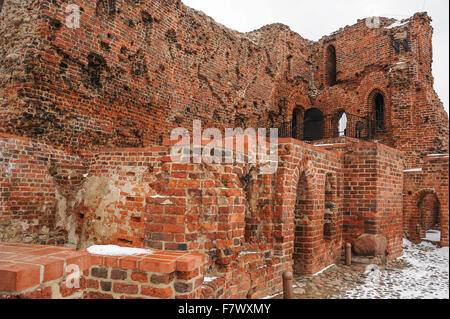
[0,0,4,13]
[374,93,386,131]
[393,39,410,54]
[326,45,337,86]
[304,108,324,141]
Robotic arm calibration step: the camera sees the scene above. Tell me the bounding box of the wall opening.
[325,45,337,86]
[304,108,323,141]
[324,173,336,242]
[373,92,386,131]
[336,111,347,137]
[294,171,309,275]
[0,0,4,13]
[418,193,441,242]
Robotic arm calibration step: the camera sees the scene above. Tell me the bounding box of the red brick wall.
[403,155,449,247]
[316,141,404,259]
[0,134,88,246]
[0,0,313,152]
[308,13,448,169]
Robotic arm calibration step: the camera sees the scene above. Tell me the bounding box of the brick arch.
[291,159,321,274]
[367,88,386,114]
[409,188,444,245]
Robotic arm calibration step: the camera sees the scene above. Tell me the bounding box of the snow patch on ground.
[313,264,336,276]
[423,230,441,242]
[87,245,154,256]
[342,240,449,299]
[262,292,283,299]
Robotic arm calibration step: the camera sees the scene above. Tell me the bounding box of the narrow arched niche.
[324,173,336,242]
[325,45,337,87]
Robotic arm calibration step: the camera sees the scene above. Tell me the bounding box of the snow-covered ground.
[342,239,449,299]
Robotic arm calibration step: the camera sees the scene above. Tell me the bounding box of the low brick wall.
[0,242,90,299]
[0,242,205,299]
[85,251,205,299]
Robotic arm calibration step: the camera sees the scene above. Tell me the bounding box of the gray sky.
[183,0,449,115]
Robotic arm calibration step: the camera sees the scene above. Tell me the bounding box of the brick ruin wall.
[0,0,449,298]
[317,139,404,258]
[2,1,446,165]
[0,0,314,151]
[403,155,449,246]
[0,133,88,246]
[1,132,407,298]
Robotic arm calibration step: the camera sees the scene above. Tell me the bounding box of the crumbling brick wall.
[0,0,314,152]
[309,13,449,169]
[1,0,448,299]
[0,134,88,246]
[403,155,449,247]
[1,1,447,168]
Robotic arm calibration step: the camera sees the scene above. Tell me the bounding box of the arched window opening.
[326,45,337,87]
[338,112,347,137]
[374,93,385,131]
[304,108,324,141]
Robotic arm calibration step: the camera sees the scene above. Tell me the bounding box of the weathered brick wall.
[277,139,343,275]
[0,0,313,152]
[1,1,447,168]
[60,138,347,299]
[0,134,88,246]
[75,146,167,249]
[85,251,205,299]
[1,0,448,299]
[403,155,449,247]
[316,141,404,259]
[375,144,404,258]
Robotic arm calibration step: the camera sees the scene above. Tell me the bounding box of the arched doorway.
[294,171,310,274]
[326,45,337,86]
[418,193,441,242]
[304,108,324,141]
